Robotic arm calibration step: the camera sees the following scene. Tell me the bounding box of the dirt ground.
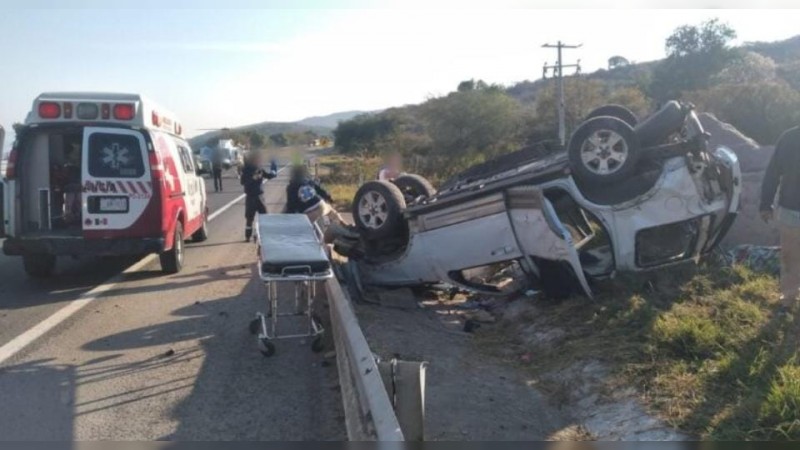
[351,287,586,441]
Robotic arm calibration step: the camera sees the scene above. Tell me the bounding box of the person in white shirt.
[377,152,403,181]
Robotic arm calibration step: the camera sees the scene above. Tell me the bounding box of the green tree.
[248,131,265,149]
[714,51,777,85]
[422,87,523,173]
[534,78,606,137]
[650,19,738,101]
[689,81,800,144]
[608,55,630,70]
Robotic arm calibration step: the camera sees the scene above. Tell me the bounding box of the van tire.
[392,174,436,202]
[23,253,56,278]
[585,104,638,128]
[160,223,185,274]
[192,212,209,242]
[568,116,641,185]
[352,180,406,240]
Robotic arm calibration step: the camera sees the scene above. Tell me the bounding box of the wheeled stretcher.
[249,214,333,357]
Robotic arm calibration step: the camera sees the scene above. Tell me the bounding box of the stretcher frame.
[251,218,333,357]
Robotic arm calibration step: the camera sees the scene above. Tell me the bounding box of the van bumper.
[3,236,164,257]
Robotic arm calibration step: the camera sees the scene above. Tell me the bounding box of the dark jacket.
[761,126,800,212]
[240,162,275,196]
[285,178,332,213]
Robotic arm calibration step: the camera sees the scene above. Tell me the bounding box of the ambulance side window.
[176,145,194,174]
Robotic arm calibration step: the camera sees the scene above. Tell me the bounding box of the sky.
[2,3,800,150]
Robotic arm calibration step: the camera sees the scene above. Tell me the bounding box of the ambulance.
[2,93,208,277]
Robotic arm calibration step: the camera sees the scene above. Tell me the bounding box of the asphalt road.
[0,171,345,440]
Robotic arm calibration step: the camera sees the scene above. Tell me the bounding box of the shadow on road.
[79,265,345,440]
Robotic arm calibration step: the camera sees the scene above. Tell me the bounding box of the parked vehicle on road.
[3,93,208,277]
[193,147,213,175]
[339,102,742,298]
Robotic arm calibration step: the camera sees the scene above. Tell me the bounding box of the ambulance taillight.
[38,102,61,119]
[113,103,135,120]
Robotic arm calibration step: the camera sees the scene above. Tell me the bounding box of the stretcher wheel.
[259,338,276,357]
[249,318,260,335]
[311,336,324,353]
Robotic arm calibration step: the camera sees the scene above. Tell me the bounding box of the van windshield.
[87,132,145,178]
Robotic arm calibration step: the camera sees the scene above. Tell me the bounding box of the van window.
[177,145,195,174]
[87,132,145,178]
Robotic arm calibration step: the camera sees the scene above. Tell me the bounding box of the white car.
[340,102,742,298]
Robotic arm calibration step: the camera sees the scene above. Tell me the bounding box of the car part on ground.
[585,104,639,128]
[353,180,407,240]
[568,116,642,185]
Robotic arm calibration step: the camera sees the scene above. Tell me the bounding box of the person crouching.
[285,165,348,242]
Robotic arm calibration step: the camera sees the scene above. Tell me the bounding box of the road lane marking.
[0,190,251,365]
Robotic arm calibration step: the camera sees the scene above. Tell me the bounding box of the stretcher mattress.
[257,214,331,275]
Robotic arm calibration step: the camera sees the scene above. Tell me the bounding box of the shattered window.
[636,218,700,267]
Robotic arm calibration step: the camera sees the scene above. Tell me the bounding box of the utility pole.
[542,41,582,147]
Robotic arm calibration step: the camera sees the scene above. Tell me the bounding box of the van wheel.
[192,212,209,242]
[160,223,185,274]
[22,254,56,278]
[585,104,638,128]
[352,180,406,240]
[392,174,436,203]
[568,116,641,185]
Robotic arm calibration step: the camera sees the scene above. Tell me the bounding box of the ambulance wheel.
[22,253,56,278]
[259,338,276,357]
[192,211,209,242]
[160,223,185,274]
[249,318,261,335]
[311,336,324,353]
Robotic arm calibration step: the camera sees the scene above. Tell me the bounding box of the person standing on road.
[241,151,275,242]
[760,125,800,313]
[211,146,225,192]
[377,152,403,181]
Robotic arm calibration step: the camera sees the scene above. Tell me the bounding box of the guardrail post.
[378,359,427,441]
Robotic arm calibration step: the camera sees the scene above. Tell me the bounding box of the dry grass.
[315,154,382,210]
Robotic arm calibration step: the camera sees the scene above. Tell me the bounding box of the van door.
[81,127,151,233]
[173,141,204,232]
[505,186,593,297]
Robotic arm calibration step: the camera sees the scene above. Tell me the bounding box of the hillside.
[188,110,374,149]
[296,110,379,129]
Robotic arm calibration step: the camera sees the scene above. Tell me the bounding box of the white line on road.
[0,191,248,365]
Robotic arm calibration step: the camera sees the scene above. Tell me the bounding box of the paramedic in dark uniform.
[285,164,356,243]
[241,151,275,242]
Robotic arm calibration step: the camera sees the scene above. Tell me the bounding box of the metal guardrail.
[325,275,405,441]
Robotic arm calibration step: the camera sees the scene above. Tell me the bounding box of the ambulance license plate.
[99,197,128,212]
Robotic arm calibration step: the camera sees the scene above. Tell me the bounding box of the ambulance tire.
[22,253,56,278]
[160,223,185,274]
[192,211,209,242]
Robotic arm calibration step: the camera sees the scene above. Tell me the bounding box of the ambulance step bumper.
[3,236,164,257]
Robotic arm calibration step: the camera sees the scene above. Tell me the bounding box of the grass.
[315,154,382,210]
[480,260,800,440]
